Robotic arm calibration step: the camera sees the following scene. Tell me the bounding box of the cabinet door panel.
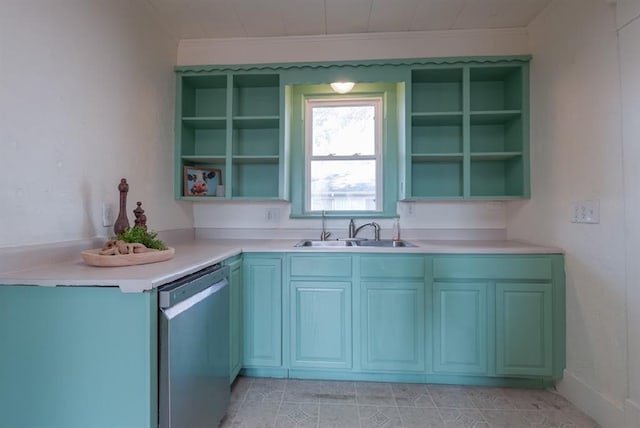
[360,255,425,278]
[433,257,552,280]
[243,257,282,367]
[433,282,488,375]
[228,258,243,382]
[496,283,552,376]
[290,255,352,278]
[290,281,351,369]
[361,281,425,372]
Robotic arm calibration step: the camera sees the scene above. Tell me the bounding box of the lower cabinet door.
[290,281,352,369]
[243,257,282,367]
[228,258,243,382]
[360,281,425,372]
[433,282,488,375]
[496,282,553,376]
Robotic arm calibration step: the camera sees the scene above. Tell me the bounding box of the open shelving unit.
[175,72,283,200]
[407,61,529,199]
[231,74,281,198]
[174,56,529,203]
[410,68,464,199]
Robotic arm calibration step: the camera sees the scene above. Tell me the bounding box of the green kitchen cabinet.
[226,255,243,383]
[0,286,158,428]
[358,255,426,372]
[359,280,426,372]
[290,281,352,369]
[495,282,553,376]
[242,255,283,369]
[175,72,284,200]
[176,56,531,205]
[408,60,529,200]
[288,254,353,370]
[432,255,564,379]
[433,282,488,375]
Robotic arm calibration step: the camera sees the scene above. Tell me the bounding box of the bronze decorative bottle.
[133,201,147,230]
[114,178,130,235]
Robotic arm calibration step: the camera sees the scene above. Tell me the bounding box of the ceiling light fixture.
[330,81,355,94]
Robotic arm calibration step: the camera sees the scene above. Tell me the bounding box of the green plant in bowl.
[113,226,168,251]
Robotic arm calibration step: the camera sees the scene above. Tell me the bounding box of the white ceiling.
[144,0,554,40]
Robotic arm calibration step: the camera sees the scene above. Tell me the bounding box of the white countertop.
[0,238,562,293]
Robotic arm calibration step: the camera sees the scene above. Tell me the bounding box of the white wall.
[617,0,640,426]
[0,0,192,248]
[509,0,627,426]
[181,29,531,234]
[178,27,530,65]
[617,0,640,26]
[193,201,507,241]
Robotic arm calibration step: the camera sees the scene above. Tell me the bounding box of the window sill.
[290,212,398,219]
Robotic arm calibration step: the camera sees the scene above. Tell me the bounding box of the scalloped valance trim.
[175,55,531,74]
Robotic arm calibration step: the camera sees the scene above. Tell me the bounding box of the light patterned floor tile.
[428,385,478,409]
[221,377,599,428]
[400,406,445,427]
[275,402,319,428]
[392,383,438,408]
[359,404,403,427]
[356,381,398,406]
[228,399,279,427]
[244,378,286,403]
[439,407,488,428]
[318,403,360,428]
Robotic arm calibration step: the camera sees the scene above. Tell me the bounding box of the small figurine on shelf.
[133,201,147,230]
[114,178,130,235]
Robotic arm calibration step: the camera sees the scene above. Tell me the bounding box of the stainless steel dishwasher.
[159,263,230,428]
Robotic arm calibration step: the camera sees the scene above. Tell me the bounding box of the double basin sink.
[295,239,417,248]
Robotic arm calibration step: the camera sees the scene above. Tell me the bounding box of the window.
[289,82,401,218]
[305,98,383,212]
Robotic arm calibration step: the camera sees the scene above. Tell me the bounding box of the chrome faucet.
[320,210,331,241]
[348,219,356,238]
[349,219,380,241]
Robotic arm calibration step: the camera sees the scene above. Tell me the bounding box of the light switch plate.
[102,203,114,227]
[571,200,600,224]
[265,208,280,222]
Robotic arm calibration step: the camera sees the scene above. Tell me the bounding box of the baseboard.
[625,399,640,428]
[556,369,624,427]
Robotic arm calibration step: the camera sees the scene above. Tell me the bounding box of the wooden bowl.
[81,247,175,267]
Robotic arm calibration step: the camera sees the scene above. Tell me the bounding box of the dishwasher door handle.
[161,278,228,320]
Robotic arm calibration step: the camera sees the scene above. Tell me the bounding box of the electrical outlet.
[406,202,415,217]
[265,208,280,222]
[571,200,600,224]
[102,203,114,227]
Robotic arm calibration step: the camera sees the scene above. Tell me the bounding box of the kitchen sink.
[294,239,416,248]
[353,239,417,248]
[295,240,355,247]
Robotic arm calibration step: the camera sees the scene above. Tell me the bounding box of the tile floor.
[220,376,600,428]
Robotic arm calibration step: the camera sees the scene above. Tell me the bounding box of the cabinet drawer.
[360,255,425,278]
[433,257,552,280]
[289,255,352,277]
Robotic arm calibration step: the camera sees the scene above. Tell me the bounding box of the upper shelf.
[182,117,227,129]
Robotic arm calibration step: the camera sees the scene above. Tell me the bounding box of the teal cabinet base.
[241,367,289,378]
[243,256,282,367]
[240,252,565,392]
[268,369,556,389]
[227,256,243,384]
[0,286,157,428]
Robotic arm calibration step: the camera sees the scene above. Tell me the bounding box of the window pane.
[312,105,375,156]
[310,160,376,211]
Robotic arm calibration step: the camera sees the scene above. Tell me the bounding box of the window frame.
[288,82,402,219]
[304,97,384,213]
